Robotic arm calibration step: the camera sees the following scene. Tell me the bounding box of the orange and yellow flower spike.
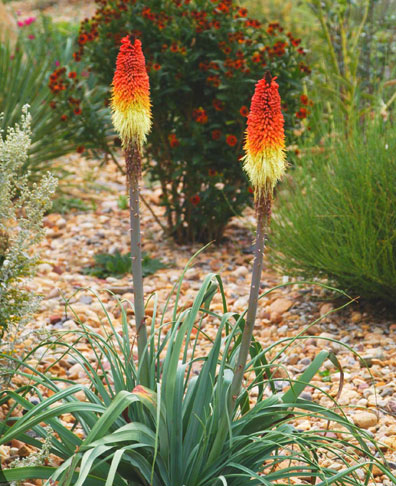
[110,35,152,386]
[111,36,152,150]
[230,72,286,410]
[243,73,286,198]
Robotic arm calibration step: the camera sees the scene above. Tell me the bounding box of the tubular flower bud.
[111,36,152,149]
[243,75,286,198]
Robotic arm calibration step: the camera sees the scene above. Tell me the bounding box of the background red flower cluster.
[50,0,311,242]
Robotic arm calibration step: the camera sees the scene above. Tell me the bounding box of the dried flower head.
[243,73,286,198]
[111,36,152,149]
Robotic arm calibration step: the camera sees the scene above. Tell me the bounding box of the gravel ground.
[7,0,95,23]
[1,155,396,484]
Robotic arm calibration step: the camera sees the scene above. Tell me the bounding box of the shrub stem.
[229,193,271,411]
[126,143,149,386]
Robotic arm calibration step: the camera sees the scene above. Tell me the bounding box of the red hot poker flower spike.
[243,74,286,197]
[111,36,152,149]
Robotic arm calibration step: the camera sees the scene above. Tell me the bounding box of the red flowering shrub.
[54,0,311,242]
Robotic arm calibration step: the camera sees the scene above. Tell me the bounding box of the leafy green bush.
[0,106,57,341]
[52,0,311,242]
[269,119,396,304]
[83,250,167,278]
[1,269,394,485]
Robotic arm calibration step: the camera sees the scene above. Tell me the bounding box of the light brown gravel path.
[2,154,396,484]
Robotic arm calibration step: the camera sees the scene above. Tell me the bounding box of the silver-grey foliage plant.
[0,105,57,354]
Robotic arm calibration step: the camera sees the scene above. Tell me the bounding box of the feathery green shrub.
[270,119,396,304]
[0,106,57,343]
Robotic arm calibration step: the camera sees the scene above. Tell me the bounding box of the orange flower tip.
[132,385,149,395]
[111,35,152,149]
[243,75,287,198]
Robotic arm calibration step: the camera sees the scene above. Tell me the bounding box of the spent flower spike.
[111,36,152,149]
[243,73,286,198]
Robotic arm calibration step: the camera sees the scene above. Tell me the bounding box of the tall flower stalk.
[111,36,152,385]
[230,71,287,410]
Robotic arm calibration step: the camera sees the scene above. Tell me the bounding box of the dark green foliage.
[83,251,167,278]
[269,119,396,304]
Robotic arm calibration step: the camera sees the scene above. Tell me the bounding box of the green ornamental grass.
[269,118,396,304]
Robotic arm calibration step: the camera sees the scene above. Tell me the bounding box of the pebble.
[353,411,379,429]
[300,391,313,401]
[79,295,93,305]
[269,298,293,315]
[318,332,342,351]
[278,324,288,334]
[380,388,394,398]
[234,296,249,309]
[286,353,300,365]
[67,363,86,380]
[319,303,333,317]
[234,266,249,277]
[351,311,362,323]
[37,263,53,273]
[49,315,63,324]
[270,312,283,324]
[46,287,60,299]
[57,217,67,228]
[109,285,131,295]
[338,389,360,405]
[381,436,396,450]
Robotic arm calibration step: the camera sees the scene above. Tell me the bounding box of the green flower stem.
[126,143,149,386]
[229,193,271,411]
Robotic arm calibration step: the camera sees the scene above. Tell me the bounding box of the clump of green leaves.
[0,106,57,342]
[49,195,94,214]
[7,425,54,486]
[270,117,396,304]
[1,273,395,485]
[117,194,128,210]
[83,250,167,278]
